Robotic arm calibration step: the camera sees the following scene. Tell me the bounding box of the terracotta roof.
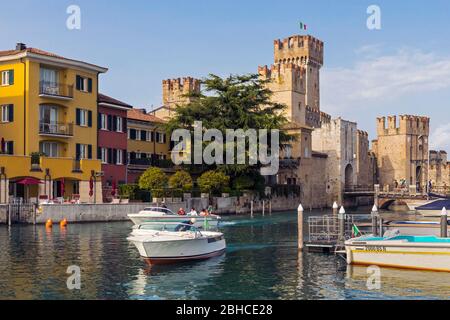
[0,46,107,72]
[0,47,66,59]
[98,93,133,109]
[127,109,165,123]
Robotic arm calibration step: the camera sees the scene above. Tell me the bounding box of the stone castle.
[147,33,449,207]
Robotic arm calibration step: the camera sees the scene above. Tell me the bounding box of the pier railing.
[307,215,364,243]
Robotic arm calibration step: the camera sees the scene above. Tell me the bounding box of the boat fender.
[45,219,53,228]
[60,218,68,228]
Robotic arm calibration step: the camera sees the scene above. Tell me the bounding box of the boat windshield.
[143,207,175,215]
[138,222,199,233]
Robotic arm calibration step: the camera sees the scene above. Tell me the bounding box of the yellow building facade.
[0,44,107,203]
[126,109,171,183]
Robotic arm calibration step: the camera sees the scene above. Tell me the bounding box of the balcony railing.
[39,81,74,99]
[129,158,174,168]
[39,122,74,137]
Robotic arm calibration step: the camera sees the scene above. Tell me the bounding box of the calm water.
[0,210,449,300]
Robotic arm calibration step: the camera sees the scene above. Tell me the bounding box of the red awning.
[15,177,43,185]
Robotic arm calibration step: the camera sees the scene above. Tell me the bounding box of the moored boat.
[345,235,450,272]
[127,207,221,229]
[415,199,450,217]
[127,222,226,265]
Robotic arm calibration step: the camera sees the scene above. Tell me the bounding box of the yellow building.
[0,43,107,203]
[126,109,171,183]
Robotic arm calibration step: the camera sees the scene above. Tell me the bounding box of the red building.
[98,94,132,201]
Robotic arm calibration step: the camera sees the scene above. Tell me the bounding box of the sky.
[1,0,450,150]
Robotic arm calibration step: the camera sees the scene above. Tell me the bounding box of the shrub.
[168,170,193,192]
[138,167,168,191]
[197,170,230,196]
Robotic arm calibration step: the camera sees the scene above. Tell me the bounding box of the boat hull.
[128,234,226,265]
[128,214,220,228]
[346,240,450,272]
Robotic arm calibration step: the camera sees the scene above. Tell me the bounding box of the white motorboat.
[345,235,450,272]
[127,222,226,264]
[127,207,221,229]
[384,220,449,237]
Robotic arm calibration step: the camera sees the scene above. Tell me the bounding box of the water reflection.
[0,211,449,300]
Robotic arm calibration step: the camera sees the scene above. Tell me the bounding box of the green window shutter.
[88,145,92,159]
[88,78,93,93]
[7,141,13,155]
[76,108,81,125]
[88,110,93,127]
[8,70,14,85]
[8,104,13,122]
[76,75,81,90]
[76,143,81,160]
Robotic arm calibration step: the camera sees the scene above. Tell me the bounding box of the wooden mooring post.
[441,207,448,238]
[8,204,11,227]
[298,204,304,251]
[262,200,265,216]
[250,200,254,218]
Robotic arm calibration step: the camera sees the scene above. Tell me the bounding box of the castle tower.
[258,35,325,127]
[372,115,430,192]
[153,77,201,120]
[274,35,323,111]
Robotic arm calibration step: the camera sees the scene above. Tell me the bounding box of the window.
[135,129,141,140]
[40,68,59,94]
[76,144,92,160]
[2,141,13,155]
[1,70,14,86]
[100,114,108,130]
[76,108,92,127]
[129,128,137,140]
[157,132,166,143]
[40,142,58,157]
[116,117,123,132]
[101,148,108,163]
[147,131,153,142]
[140,130,147,141]
[76,75,92,93]
[1,104,13,123]
[116,149,123,165]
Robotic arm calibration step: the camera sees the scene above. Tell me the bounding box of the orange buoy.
[45,219,53,228]
[60,218,68,228]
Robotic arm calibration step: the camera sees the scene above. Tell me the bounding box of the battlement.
[377,115,430,136]
[357,130,369,137]
[162,77,201,106]
[320,111,331,125]
[430,150,448,164]
[258,63,306,93]
[274,35,324,67]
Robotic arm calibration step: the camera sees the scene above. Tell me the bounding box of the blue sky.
[1,0,450,149]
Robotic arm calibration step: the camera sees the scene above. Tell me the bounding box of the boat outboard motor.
[383,229,400,238]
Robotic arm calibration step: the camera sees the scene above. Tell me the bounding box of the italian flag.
[299,22,307,30]
[352,224,361,237]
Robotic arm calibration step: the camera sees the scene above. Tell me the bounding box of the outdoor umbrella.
[16,177,43,185]
[111,180,117,197]
[60,178,65,197]
[15,177,43,203]
[89,177,94,197]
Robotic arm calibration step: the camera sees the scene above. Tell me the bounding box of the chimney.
[16,43,27,51]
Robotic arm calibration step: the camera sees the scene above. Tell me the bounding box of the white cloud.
[322,47,450,113]
[430,122,450,151]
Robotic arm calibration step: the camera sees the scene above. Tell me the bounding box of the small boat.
[127,222,226,265]
[127,207,221,229]
[345,235,450,272]
[383,220,449,237]
[415,199,450,216]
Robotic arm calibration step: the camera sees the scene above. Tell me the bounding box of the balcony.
[39,81,74,100]
[39,122,74,137]
[129,158,174,168]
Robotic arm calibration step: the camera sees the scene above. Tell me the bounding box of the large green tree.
[165,73,295,185]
